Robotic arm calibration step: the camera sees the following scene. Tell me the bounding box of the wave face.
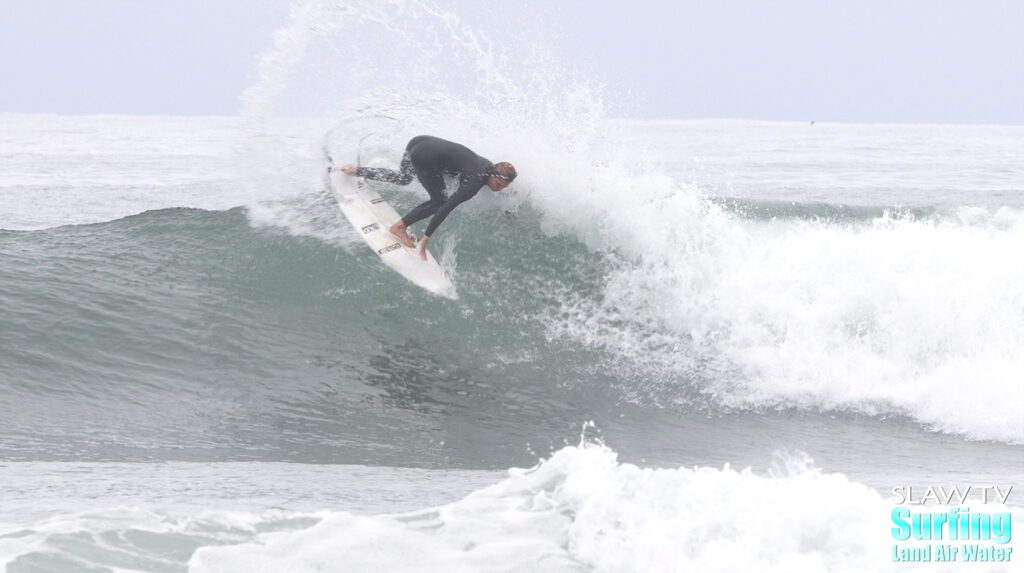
[1,184,1022,469]
[0,204,620,465]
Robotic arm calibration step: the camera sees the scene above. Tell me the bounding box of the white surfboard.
[328,168,457,299]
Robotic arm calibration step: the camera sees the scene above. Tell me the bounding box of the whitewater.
[2,1,1022,571]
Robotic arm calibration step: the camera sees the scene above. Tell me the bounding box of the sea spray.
[238,0,620,237]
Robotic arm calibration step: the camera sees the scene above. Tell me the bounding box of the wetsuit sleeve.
[423,181,483,237]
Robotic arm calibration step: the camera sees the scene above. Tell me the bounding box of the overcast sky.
[1,0,1021,124]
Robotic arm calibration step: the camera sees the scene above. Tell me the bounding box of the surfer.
[336,135,516,260]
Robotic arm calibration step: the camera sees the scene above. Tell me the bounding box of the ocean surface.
[2,112,1021,572]
[2,1,1023,571]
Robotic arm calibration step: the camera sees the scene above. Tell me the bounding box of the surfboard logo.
[361,223,380,234]
[377,243,402,254]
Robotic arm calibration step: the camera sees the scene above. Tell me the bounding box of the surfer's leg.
[389,172,442,247]
[401,198,443,227]
[357,152,415,186]
[402,170,446,225]
[382,168,438,248]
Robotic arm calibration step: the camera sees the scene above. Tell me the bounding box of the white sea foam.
[536,122,1024,442]
[2,446,1018,572]
[187,444,1019,572]
[541,172,1024,443]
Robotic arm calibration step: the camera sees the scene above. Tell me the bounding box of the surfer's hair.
[491,162,517,182]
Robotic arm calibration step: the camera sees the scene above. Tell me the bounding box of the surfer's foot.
[389,221,416,248]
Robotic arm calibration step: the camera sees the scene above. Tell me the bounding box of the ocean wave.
[223,0,1024,445]
[3,190,1022,455]
[192,445,1021,572]
[531,171,1024,443]
[3,443,1019,572]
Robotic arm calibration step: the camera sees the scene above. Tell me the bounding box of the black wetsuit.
[355,135,493,237]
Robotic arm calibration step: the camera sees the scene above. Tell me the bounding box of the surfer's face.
[487,175,511,191]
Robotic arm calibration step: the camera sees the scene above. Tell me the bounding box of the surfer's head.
[487,162,517,191]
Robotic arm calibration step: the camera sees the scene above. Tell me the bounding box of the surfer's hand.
[418,236,429,261]
[340,165,357,176]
